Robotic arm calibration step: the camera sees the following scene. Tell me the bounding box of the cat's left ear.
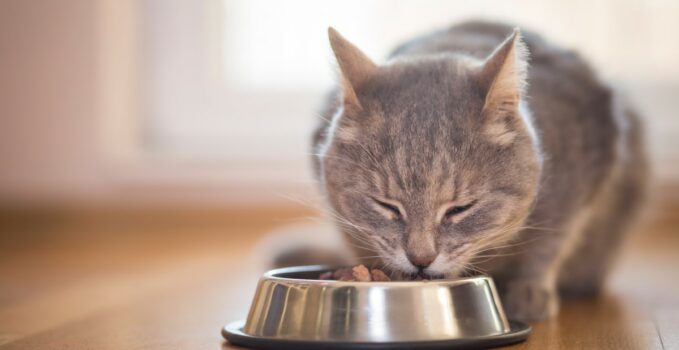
[328,27,377,109]
[478,29,529,145]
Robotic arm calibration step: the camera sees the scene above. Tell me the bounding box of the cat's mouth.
[407,271,445,280]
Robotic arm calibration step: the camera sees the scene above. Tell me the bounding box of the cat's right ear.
[328,27,377,109]
[476,29,529,145]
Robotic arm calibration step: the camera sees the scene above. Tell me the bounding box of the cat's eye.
[371,197,403,220]
[443,201,476,220]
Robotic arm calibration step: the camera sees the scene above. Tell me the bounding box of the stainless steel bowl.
[223,265,530,349]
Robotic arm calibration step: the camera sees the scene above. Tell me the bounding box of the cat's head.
[318,28,541,278]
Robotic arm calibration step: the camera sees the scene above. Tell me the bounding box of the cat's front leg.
[487,230,566,322]
[499,277,559,322]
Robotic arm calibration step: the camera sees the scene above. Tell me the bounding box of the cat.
[306,21,648,322]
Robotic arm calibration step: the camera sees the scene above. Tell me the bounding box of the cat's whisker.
[467,240,520,255]
[343,240,379,253]
[472,251,523,259]
[308,153,376,174]
[459,221,539,257]
[467,232,546,256]
[268,195,384,255]
[355,254,383,259]
[342,235,377,252]
[344,238,379,252]
[316,208,370,234]
[518,225,559,233]
[273,192,324,211]
[314,114,332,124]
[335,222,374,242]
[335,221,379,247]
[449,258,487,277]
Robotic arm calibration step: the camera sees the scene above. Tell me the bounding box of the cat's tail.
[250,222,354,273]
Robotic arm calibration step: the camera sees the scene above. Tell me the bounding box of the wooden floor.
[0,197,677,350]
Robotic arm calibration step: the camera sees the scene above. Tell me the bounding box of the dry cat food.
[318,265,437,281]
[318,265,391,282]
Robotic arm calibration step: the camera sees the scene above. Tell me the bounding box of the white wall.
[0,0,100,203]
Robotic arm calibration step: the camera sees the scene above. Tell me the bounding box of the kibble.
[319,265,392,282]
[352,264,371,282]
[370,269,391,281]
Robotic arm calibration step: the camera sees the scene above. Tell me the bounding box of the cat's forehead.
[344,59,500,198]
[363,57,483,115]
[355,58,484,153]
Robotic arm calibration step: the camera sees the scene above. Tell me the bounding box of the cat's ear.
[328,27,377,108]
[478,29,529,145]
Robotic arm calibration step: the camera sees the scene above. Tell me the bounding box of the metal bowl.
[223,265,530,349]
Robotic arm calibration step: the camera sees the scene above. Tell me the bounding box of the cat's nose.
[407,252,437,269]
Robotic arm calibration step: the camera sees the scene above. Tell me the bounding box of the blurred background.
[0,1,678,348]
[1,0,678,208]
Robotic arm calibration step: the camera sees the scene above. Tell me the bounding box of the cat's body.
[308,21,647,321]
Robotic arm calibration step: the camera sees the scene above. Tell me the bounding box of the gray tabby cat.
[310,21,647,321]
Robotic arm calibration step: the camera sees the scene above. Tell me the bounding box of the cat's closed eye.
[371,197,404,221]
[443,201,476,221]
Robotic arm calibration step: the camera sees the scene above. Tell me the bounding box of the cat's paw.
[501,280,559,322]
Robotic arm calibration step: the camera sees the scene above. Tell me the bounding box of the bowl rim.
[262,265,492,287]
[224,319,531,349]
